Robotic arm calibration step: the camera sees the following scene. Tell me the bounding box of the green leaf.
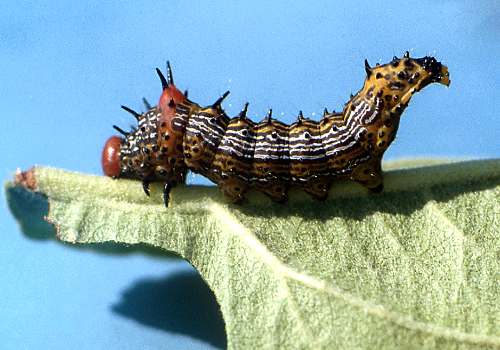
[6,159,500,349]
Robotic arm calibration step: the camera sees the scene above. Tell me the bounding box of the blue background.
[1,0,499,348]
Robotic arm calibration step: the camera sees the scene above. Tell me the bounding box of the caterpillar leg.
[163,183,172,207]
[217,177,248,204]
[350,157,384,193]
[142,181,151,196]
[297,175,333,201]
[252,178,290,204]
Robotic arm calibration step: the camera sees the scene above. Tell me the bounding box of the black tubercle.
[156,68,169,91]
[237,103,249,120]
[121,105,141,119]
[212,91,230,108]
[364,60,372,78]
[142,181,151,196]
[163,183,172,207]
[166,61,174,86]
[266,109,273,124]
[297,111,304,123]
[142,98,152,110]
[113,125,129,136]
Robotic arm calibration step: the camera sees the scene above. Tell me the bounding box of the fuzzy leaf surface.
[6,159,500,349]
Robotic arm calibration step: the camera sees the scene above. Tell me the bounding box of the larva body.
[102,53,450,207]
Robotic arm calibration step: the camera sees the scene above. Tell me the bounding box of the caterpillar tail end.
[439,65,451,87]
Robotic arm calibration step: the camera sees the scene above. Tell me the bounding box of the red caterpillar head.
[101,135,122,176]
[101,62,186,178]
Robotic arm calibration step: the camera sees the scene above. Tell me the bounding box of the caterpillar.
[102,52,450,207]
